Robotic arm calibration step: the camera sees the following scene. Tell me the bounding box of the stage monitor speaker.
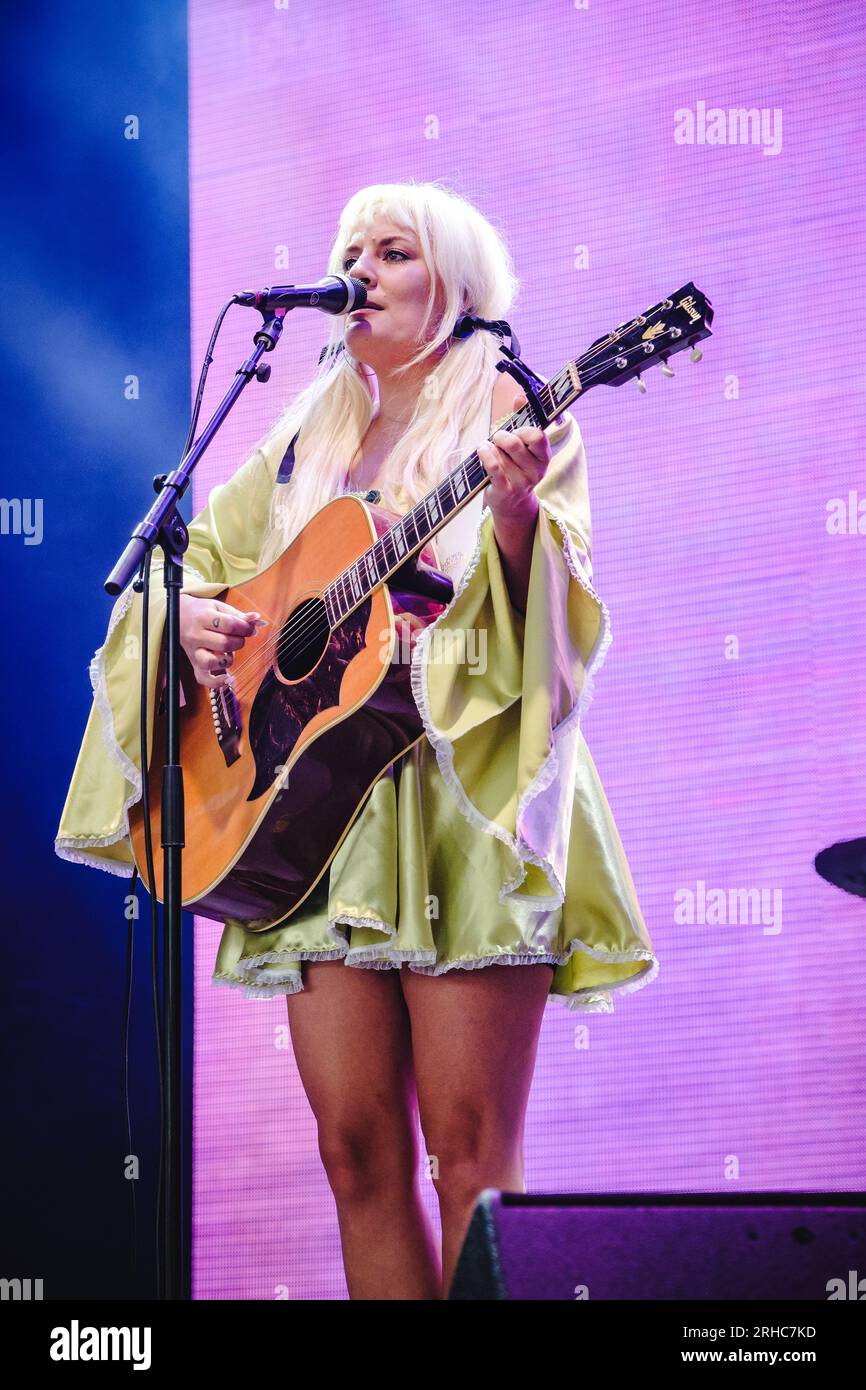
[448,1191,866,1300]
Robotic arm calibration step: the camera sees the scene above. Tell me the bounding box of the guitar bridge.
[209,677,242,766]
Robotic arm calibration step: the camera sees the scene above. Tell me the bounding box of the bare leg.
[286,959,441,1299]
[400,961,554,1296]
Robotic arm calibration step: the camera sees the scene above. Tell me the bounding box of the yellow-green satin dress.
[55,394,658,1014]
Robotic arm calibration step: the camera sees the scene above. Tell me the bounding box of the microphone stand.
[104,306,286,1300]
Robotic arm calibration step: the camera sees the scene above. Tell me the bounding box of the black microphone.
[233,275,367,315]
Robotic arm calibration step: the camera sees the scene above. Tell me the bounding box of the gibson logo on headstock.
[676,295,702,324]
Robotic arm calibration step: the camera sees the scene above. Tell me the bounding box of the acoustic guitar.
[129,283,713,928]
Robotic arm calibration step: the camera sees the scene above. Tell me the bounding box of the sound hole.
[276,597,331,680]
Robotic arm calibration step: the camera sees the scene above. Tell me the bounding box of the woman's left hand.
[478,389,551,527]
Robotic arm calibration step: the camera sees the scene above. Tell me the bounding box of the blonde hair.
[256,179,520,570]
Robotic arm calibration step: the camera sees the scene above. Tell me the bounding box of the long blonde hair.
[256,180,520,570]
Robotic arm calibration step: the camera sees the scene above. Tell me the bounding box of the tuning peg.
[635,374,648,394]
[660,357,675,377]
[690,345,703,363]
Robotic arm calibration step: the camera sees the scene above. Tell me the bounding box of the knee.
[316,1117,416,1204]
[425,1105,521,1207]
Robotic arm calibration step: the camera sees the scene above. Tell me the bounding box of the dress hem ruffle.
[210,917,659,1014]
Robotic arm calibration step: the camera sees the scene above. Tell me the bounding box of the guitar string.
[215,318,699,702]
[222,311,688,690]
[201,318,698,700]
[212,323,695,704]
[217,311,673,689]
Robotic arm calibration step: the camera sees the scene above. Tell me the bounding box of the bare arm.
[491,496,539,616]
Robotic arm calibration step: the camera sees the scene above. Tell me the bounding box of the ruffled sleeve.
[54,439,283,876]
[410,409,614,910]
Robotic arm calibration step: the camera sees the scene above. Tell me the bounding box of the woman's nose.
[347,251,376,284]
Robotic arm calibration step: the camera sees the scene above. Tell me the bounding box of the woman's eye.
[341,249,408,271]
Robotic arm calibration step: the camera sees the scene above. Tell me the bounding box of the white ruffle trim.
[54,564,210,877]
[211,913,658,1012]
[408,500,613,912]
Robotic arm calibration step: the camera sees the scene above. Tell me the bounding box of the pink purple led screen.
[187,0,866,1299]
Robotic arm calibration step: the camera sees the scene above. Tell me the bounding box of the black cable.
[122,865,138,1283]
[135,546,165,1297]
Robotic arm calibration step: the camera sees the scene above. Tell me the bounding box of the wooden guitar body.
[128,492,453,929]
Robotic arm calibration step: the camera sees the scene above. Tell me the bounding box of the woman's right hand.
[179,594,263,689]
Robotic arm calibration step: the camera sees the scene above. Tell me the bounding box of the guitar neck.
[323,366,580,627]
[322,279,714,628]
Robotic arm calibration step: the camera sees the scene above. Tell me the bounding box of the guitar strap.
[276,429,301,484]
[276,427,382,505]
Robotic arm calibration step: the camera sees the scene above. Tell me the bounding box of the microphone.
[233,275,367,315]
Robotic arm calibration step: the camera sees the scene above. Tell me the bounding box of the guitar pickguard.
[246,597,372,801]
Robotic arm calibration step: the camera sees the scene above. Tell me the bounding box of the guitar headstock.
[541,282,714,416]
[591,281,713,391]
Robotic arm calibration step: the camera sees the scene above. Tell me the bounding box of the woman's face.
[341,216,443,371]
